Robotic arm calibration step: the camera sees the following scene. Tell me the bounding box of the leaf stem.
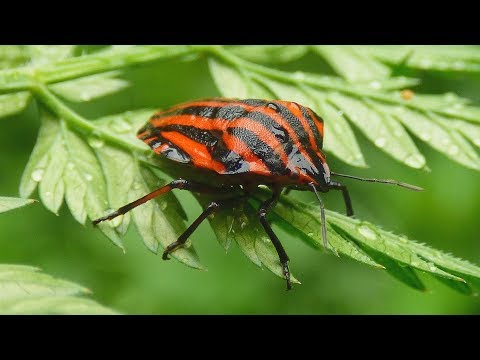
[31,83,152,156]
[0,46,195,94]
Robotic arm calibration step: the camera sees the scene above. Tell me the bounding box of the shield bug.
[93,98,422,290]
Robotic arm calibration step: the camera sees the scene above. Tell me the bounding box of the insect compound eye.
[266,102,279,111]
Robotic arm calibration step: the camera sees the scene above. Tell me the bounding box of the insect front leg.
[328,181,354,217]
[257,188,292,291]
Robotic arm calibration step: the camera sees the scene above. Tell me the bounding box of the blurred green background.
[1,50,480,314]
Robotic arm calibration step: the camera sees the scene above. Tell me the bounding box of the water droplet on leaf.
[88,136,105,149]
[112,119,132,133]
[357,224,378,240]
[404,154,426,168]
[31,168,44,182]
[419,132,432,141]
[85,173,93,181]
[448,145,459,155]
[374,138,386,148]
[369,81,381,90]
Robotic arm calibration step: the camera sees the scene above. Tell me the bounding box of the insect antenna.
[308,183,339,257]
[330,172,424,192]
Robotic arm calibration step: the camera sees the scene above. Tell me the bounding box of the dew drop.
[85,173,93,182]
[404,153,426,168]
[419,132,432,141]
[67,162,75,170]
[374,138,386,148]
[307,232,314,237]
[80,92,91,101]
[444,93,457,102]
[357,225,378,240]
[428,263,437,272]
[160,202,168,211]
[369,81,382,90]
[448,145,459,155]
[443,108,456,115]
[45,191,52,198]
[399,237,408,244]
[133,181,142,190]
[293,72,305,80]
[112,119,132,133]
[31,168,44,182]
[88,136,105,149]
[240,221,247,230]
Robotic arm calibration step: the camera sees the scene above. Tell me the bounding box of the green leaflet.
[0,92,31,119]
[0,265,117,314]
[265,196,381,269]
[0,197,35,214]
[357,45,480,73]
[380,104,480,171]
[19,112,60,198]
[273,194,480,293]
[208,58,250,98]
[199,196,299,284]
[129,165,203,269]
[49,71,129,102]
[328,93,426,169]
[313,92,366,167]
[228,45,308,64]
[313,46,391,82]
[0,46,30,69]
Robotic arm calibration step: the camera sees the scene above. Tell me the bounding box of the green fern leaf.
[0,265,117,314]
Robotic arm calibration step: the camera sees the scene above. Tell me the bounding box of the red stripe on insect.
[160,131,226,173]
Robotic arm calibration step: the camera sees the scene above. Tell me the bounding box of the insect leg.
[92,179,231,225]
[162,200,222,260]
[328,181,354,217]
[257,188,292,291]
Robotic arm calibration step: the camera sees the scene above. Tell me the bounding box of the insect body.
[93,98,422,290]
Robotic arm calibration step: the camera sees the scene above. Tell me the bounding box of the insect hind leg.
[257,188,292,291]
[162,200,222,260]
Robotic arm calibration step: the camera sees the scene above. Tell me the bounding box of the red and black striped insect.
[93,98,422,290]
